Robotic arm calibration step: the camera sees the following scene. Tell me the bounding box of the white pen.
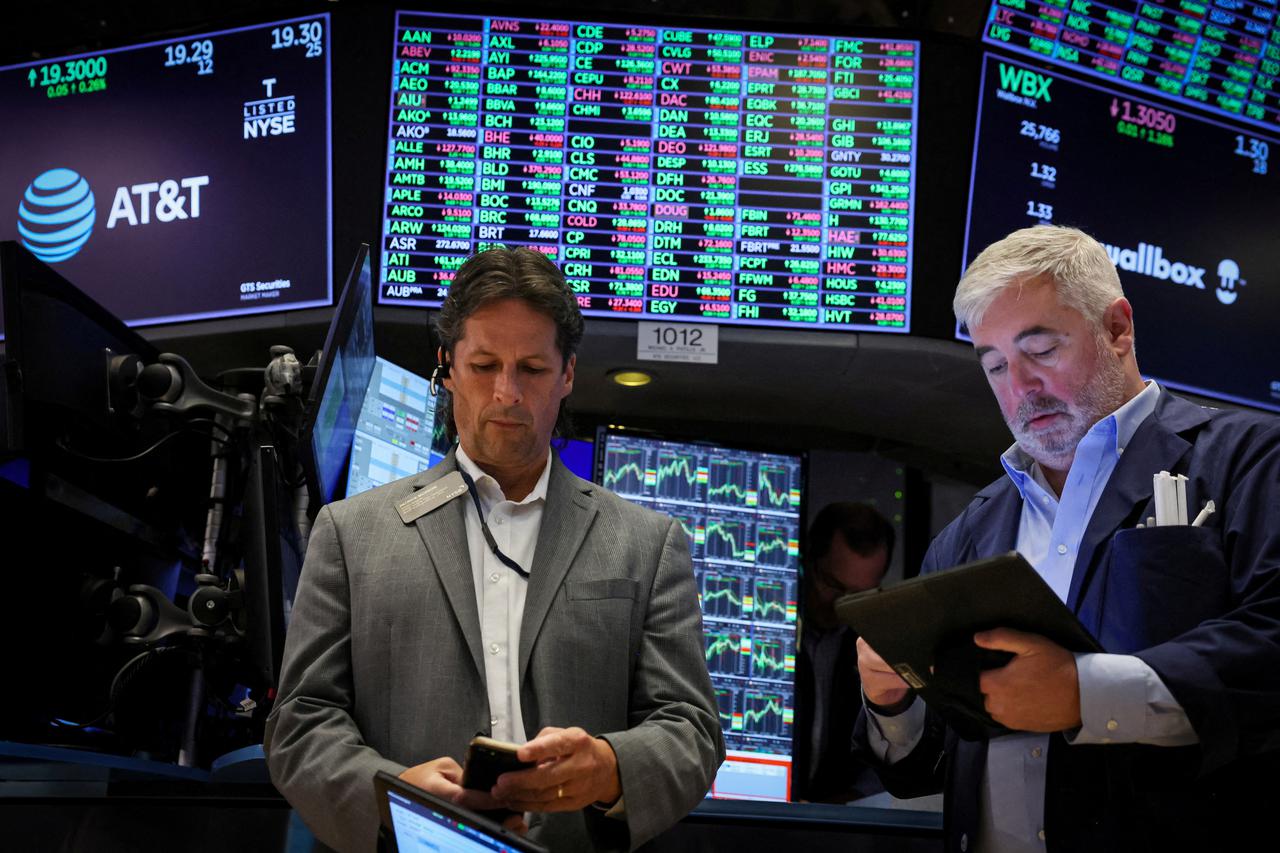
[1191,500,1216,527]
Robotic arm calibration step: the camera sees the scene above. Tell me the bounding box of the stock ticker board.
[984,0,1280,134]
[379,11,919,332]
[598,431,802,800]
[964,52,1280,411]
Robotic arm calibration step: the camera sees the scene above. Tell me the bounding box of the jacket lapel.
[406,452,485,679]
[518,456,597,679]
[965,479,1022,561]
[1065,393,1209,610]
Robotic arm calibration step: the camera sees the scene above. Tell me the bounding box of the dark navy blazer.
[857,392,1280,853]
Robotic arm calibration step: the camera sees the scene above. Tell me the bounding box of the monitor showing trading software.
[596,428,803,802]
[345,356,443,498]
[302,246,376,514]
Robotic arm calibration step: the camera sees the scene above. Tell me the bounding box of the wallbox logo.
[16,168,96,263]
[1215,259,1244,305]
[1102,241,1205,288]
[1101,241,1245,306]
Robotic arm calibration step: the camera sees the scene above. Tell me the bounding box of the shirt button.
[1056,543,1068,555]
[1106,719,1119,732]
[490,716,499,727]
[960,832,968,852]
[489,572,501,584]
[489,643,501,655]
[493,516,504,526]
[1031,747,1042,758]
[1038,829,1046,842]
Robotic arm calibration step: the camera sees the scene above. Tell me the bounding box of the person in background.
[793,502,894,803]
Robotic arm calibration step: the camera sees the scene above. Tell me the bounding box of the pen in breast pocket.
[1191,500,1216,527]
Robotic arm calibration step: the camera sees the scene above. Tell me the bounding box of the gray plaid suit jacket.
[264,449,724,852]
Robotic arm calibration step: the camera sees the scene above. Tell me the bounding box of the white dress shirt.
[455,445,552,744]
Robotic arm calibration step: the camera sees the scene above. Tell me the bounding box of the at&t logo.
[16,167,96,263]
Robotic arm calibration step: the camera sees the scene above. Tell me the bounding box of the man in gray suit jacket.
[265,248,724,852]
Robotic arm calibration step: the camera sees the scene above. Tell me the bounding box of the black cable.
[56,425,231,464]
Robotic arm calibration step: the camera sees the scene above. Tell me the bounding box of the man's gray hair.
[954,225,1123,330]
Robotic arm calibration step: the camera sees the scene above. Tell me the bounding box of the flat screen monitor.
[380,11,920,332]
[345,356,443,498]
[981,0,1280,134]
[595,427,804,802]
[962,53,1280,412]
[0,240,168,516]
[302,245,376,515]
[0,13,332,335]
[239,444,300,690]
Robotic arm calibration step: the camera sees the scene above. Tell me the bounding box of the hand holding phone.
[462,736,535,791]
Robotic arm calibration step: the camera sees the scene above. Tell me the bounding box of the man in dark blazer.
[265,248,724,852]
[792,502,893,803]
[856,226,1280,852]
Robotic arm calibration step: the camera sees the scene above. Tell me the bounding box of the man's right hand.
[399,757,527,834]
[856,636,912,712]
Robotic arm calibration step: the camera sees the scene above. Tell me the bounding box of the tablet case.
[834,551,1103,739]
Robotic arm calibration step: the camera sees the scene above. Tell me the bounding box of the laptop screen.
[386,789,526,853]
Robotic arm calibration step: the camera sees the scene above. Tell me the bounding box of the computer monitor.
[595,427,804,802]
[0,240,162,511]
[375,771,548,853]
[301,245,376,516]
[0,13,333,334]
[345,356,442,498]
[962,52,1280,412]
[238,445,301,690]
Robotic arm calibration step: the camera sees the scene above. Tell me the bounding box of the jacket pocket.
[564,578,638,601]
[1100,526,1229,653]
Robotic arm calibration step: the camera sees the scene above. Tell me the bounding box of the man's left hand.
[491,727,622,812]
[975,628,1081,732]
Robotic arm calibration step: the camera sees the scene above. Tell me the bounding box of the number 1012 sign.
[637,322,719,365]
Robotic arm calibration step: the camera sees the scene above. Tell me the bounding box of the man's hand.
[857,636,913,711]
[399,757,527,833]
[491,727,621,813]
[975,628,1081,732]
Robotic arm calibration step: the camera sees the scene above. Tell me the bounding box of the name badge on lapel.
[396,471,468,524]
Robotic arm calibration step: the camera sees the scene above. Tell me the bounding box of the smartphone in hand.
[462,736,535,791]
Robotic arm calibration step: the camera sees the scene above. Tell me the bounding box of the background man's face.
[969,276,1128,472]
[807,535,888,630]
[443,297,574,476]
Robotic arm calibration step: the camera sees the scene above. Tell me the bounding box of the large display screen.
[0,14,332,334]
[596,429,803,801]
[964,52,1280,412]
[381,11,919,332]
[982,0,1280,133]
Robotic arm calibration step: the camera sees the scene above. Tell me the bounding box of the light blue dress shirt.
[868,381,1198,853]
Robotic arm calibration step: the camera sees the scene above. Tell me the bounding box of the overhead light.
[609,369,652,387]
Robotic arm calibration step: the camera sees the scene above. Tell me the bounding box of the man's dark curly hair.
[435,247,584,441]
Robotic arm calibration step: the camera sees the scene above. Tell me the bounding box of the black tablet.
[835,552,1102,738]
